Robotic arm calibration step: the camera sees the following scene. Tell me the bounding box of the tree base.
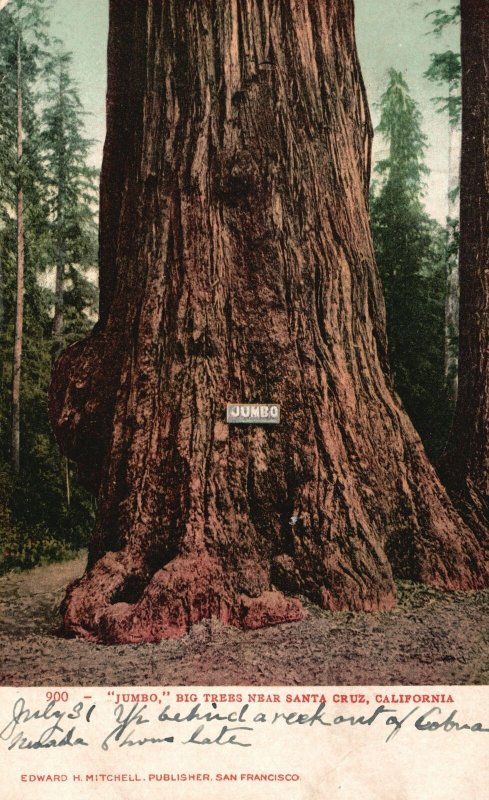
[61,551,306,643]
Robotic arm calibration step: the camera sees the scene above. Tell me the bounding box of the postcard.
[1,0,488,797]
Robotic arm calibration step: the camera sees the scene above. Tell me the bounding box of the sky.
[355,0,459,222]
[47,0,108,166]
[45,0,458,223]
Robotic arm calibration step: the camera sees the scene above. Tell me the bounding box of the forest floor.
[1,553,489,686]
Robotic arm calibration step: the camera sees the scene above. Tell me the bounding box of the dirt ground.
[1,553,489,686]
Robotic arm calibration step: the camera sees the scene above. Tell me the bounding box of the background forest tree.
[424,4,461,403]
[440,0,489,532]
[370,69,451,459]
[0,0,97,572]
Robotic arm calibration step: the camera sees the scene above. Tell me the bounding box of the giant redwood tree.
[440,0,489,530]
[49,0,489,643]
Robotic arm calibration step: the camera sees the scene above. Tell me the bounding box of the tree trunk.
[50,0,489,644]
[52,70,65,346]
[64,457,71,508]
[0,247,4,335]
[0,243,4,440]
[12,30,23,474]
[444,79,460,403]
[52,221,65,342]
[440,0,489,529]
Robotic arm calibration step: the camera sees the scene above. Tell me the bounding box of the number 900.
[46,690,69,702]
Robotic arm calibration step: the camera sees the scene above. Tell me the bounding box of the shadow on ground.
[1,554,489,685]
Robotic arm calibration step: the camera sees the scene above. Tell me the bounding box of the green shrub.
[0,522,78,573]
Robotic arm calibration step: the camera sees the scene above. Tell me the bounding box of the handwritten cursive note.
[1,695,489,753]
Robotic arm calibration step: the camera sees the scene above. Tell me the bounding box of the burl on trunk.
[49,0,489,643]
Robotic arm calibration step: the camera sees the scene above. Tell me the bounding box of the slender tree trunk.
[444,79,460,403]
[52,211,65,342]
[0,243,4,439]
[0,248,4,335]
[52,71,65,345]
[440,0,489,528]
[64,457,71,508]
[12,30,23,474]
[50,0,489,644]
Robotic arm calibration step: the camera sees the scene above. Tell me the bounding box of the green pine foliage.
[370,69,452,459]
[426,5,460,36]
[424,6,461,129]
[0,0,97,572]
[41,48,98,352]
[424,50,461,126]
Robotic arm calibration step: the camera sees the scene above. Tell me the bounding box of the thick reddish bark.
[50,0,489,643]
[440,0,489,530]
